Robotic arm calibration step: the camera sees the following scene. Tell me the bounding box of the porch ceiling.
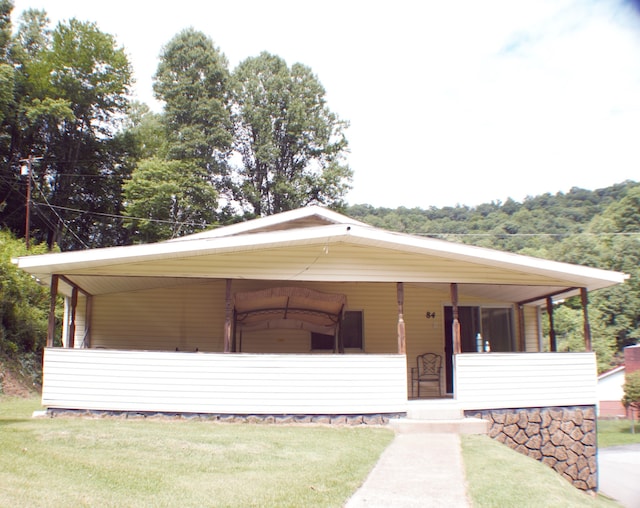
[59,276,582,308]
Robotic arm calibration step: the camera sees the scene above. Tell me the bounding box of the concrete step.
[389,417,489,435]
[407,400,463,420]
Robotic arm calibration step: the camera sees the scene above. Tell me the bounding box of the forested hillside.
[347,181,640,371]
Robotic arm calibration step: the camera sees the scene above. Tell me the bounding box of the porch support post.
[396,282,406,354]
[57,276,91,348]
[224,278,232,353]
[546,297,557,352]
[581,288,592,352]
[517,304,526,351]
[450,283,461,355]
[68,286,78,348]
[84,294,93,348]
[337,304,345,354]
[46,275,59,347]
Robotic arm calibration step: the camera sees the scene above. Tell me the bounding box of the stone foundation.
[465,406,597,493]
[44,408,402,426]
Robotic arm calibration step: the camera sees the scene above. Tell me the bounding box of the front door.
[444,306,481,393]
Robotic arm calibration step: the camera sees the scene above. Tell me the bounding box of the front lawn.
[0,396,393,507]
[4,396,636,507]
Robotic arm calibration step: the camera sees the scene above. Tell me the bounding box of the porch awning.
[233,287,347,335]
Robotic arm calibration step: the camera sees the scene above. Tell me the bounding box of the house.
[599,344,640,418]
[15,205,629,491]
[597,366,626,418]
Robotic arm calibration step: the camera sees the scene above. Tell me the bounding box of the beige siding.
[523,306,541,352]
[454,352,597,410]
[42,348,408,414]
[90,279,412,354]
[75,293,89,348]
[240,329,310,354]
[92,282,225,351]
[62,293,89,348]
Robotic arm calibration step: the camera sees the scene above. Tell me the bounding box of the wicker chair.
[411,353,443,398]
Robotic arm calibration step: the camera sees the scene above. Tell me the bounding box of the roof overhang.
[13,213,629,305]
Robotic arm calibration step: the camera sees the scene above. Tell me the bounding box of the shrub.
[0,230,55,356]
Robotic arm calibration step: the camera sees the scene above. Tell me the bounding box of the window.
[444,306,515,353]
[480,307,514,352]
[311,311,364,351]
[342,310,364,349]
[310,332,334,350]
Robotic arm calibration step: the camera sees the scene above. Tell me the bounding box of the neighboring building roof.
[598,365,625,381]
[14,205,629,302]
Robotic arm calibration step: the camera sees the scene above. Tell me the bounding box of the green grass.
[0,396,393,507]
[597,419,640,448]
[4,397,636,507]
[461,435,620,508]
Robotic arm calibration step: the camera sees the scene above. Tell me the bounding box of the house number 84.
[425,312,436,319]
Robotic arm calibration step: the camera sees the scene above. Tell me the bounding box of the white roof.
[14,205,628,301]
[598,365,625,381]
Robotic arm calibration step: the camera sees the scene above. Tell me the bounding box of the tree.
[0,0,12,58]
[153,28,232,176]
[231,52,352,216]
[622,370,640,433]
[585,191,640,350]
[122,158,219,243]
[121,101,168,161]
[0,0,14,125]
[0,229,56,355]
[0,10,133,250]
[543,304,615,373]
[126,28,235,237]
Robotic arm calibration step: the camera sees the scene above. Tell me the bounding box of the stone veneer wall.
[45,408,399,425]
[465,405,597,493]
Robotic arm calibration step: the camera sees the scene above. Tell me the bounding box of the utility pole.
[19,155,42,249]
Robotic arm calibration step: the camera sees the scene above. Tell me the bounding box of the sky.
[10,0,640,209]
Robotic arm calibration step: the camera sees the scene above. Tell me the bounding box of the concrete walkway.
[344,432,471,507]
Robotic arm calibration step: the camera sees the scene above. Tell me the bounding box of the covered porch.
[49,273,606,407]
[15,206,627,416]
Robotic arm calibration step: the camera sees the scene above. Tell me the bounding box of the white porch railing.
[42,348,408,415]
[454,352,598,410]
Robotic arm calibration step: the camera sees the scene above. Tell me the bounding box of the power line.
[48,173,129,179]
[32,202,212,228]
[30,178,89,248]
[25,201,640,238]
